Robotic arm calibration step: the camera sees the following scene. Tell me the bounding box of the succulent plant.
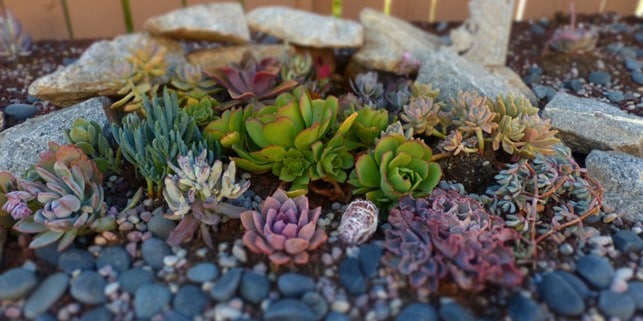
[0,171,41,226]
[410,82,441,100]
[517,115,559,158]
[0,9,32,62]
[350,72,385,108]
[111,88,215,197]
[337,199,378,245]
[65,118,120,174]
[280,51,314,84]
[348,134,442,211]
[451,93,498,153]
[182,96,217,126]
[486,94,539,122]
[343,107,389,150]
[206,51,298,108]
[549,26,598,53]
[240,189,327,265]
[163,150,249,248]
[12,144,114,251]
[384,79,412,112]
[382,189,523,292]
[400,96,445,138]
[170,63,219,106]
[484,145,602,251]
[203,106,252,149]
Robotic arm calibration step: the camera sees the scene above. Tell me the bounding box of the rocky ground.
[0,3,642,321]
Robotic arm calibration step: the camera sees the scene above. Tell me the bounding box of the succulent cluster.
[382,189,523,292]
[207,51,297,109]
[483,145,602,254]
[163,150,249,248]
[0,9,31,62]
[111,88,215,197]
[241,189,327,265]
[65,118,120,174]
[280,50,332,97]
[10,144,114,251]
[548,4,598,53]
[170,63,219,108]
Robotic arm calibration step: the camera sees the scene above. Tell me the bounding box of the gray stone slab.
[543,92,643,157]
[246,6,363,48]
[0,97,110,178]
[586,150,643,223]
[143,3,250,44]
[187,44,290,74]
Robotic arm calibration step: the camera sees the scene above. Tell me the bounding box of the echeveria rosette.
[344,108,389,151]
[203,106,252,149]
[0,172,42,227]
[240,189,327,265]
[310,136,354,184]
[348,134,441,210]
[271,148,313,191]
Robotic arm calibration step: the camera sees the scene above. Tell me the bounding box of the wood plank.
[129,0,182,32]
[522,0,602,20]
[4,0,68,40]
[433,0,469,21]
[390,0,431,21]
[601,0,639,15]
[244,0,299,11]
[186,0,239,5]
[342,0,384,20]
[66,0,125,39]
[312,0,333,15]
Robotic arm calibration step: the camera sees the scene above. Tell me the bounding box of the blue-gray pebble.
[626,281,643,309]
[576,255,614,289]
[118,268,154,294]
[588,71,611,85]
[58,248,95,274]
[508,295,546,321]
[70,271,107,305]
[163,311,192,321]
[96,246,131,272]
[612,230,643,253]
[35,243,60,265]
[24,272,69,319]
[396,302,438,321]
[606,91,624,103]
[301,291,328,321]
[4,103,39,121]
[632,71,643,85]
[210,267,243,301]
[0,267,38,300]
[240,271,269,304]
[135,283,172,319]
[553,270,591,299]
[264,299,317,321]
[537,272,585,316]
[325,311,351,321]
[359,243,382,278]
[598,290,635,320]
[339,257,366,295]
[79,306,113,321]
[146,214,177,240]
[187,262,219,283]
[173,285,209,318]
[278,273,315,297]
[439,302,474,321]
[141,237,172,269]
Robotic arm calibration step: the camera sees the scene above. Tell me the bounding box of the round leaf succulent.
[240,189,327,265]
[348,134,442,209]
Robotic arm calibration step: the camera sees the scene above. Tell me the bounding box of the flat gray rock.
[586,150,643,223]
[0,97,110,178]
[450,0,515,66]
[352,8,442,73]
[24,273,69,319]
[187,45,289,74]
[0,110,4,132]
[543,92,643,157]
[28,33,185,107]
[246,6,363,48]
[143,3,249,44]
[416,47,535,104]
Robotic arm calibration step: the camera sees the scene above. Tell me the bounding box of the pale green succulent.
[65,118,120,173]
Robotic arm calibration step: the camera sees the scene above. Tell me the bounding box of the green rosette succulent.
[348,134,442,209]
[271,148,313,190]
[310,136,354,183]
[344,107,389,151]
[183,96,217,126]
[65,118,120,174]
[203,106,252,150]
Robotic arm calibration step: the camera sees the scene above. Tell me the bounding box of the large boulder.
[143,3,250,44]
[543,92,643,157]
[416,47,536,104]
[28,33,185,107]
[187,45,290,74]
[450,0,516,66]
[245,6,363,48]
[586,150,643,223]
[0,97,110,178]
[352,8,443,74]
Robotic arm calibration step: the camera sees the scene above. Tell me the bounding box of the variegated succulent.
[163,150,249,248]
[65,118,120,174]
[240,189,327,265]
[400,96,445,138]
[203,106,252,149]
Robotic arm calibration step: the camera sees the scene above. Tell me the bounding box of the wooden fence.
[2,0,641,41]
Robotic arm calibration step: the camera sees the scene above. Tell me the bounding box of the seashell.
[338,199,378,244]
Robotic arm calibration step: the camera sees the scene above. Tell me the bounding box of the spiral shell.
[338,199,378,245]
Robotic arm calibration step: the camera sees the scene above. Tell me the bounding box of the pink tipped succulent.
[240,189,327,265]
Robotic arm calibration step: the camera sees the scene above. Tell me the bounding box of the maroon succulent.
[382,188,523,292]
[240,189,327,265]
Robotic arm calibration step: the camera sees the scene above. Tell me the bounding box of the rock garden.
[0,1,642,321]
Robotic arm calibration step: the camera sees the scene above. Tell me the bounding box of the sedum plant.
[348,134,442,211]
[400,96,446,138]
[350,71,385,108]
[111,88,215,198]
[203,106,252,150]
[163,150,249,249]
[382,189,523,292]
[0,9,31,62]
[12,144,115,251]
[206,51,297,109]
[170,63,219,107]
[240,189,327,265]
[182,96,217,126]
[65,118,120,174]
